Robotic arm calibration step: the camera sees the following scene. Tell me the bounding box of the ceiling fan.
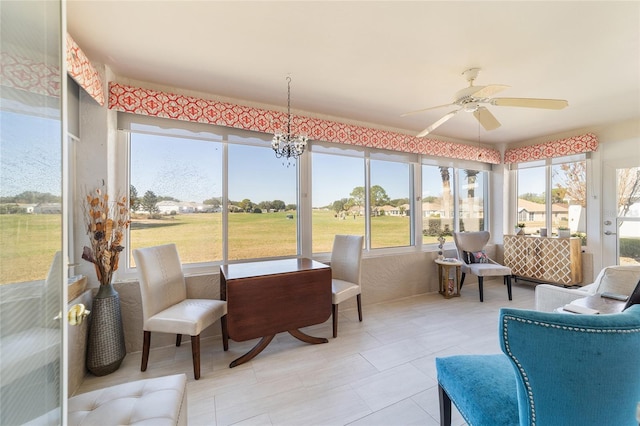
[403,68,568,137]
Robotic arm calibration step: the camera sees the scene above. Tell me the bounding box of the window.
[0,110,62,285]
[458,168,485,232]
[370,158,411,248]
[228,143,297,260]
[123,114,493,267]
[129,132,223,265]
[311,148,364,253]
[516,164,546,235]
[552,160,586,239]
[515,155,587,240]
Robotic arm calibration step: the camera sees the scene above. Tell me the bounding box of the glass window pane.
[1,112,62,284]
[370,159,411,248]
[617,167,640,218]
[517,167,546,235]
[458,169,485,232]
[422,165,454,243]
[228,144,297,259]
[552,161,586,241]
[312,152,364,253]
[130,133,222,264]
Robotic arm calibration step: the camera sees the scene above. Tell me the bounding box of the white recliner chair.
[535,264,640,312]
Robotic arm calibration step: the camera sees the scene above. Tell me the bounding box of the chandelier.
[272,76,308,163]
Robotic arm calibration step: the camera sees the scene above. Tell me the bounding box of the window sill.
[68,275,87,302]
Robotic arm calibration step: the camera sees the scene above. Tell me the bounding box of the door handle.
[604,231,617,236]
[55,304,91,325]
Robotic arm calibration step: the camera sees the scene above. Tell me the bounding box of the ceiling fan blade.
[401,103,456,117]
[469,84,510,99]
[416,110,459,137]
[491,97,568,109]
[473,107,501,131]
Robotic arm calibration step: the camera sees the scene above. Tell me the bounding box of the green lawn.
[0,214,61,284]
[1,210,413,284]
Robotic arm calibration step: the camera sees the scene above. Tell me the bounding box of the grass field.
[7,211,611,285]
[0,210,411,284]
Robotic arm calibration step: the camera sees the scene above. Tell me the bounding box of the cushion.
[436,354,519,426]
[596,266,640,296]
[68,374,187,426]
[462,250,488,264]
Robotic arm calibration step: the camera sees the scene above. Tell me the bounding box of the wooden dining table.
[219,258,332,367]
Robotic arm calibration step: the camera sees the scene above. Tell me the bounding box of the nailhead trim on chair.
[501,315,640,426]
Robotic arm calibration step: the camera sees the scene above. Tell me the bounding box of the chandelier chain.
[272,76,308,165]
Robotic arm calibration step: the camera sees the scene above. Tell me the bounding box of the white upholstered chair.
[133,244,228,380]
[535,264,640,312]
[453,231,512,302]
[330,235,364,338]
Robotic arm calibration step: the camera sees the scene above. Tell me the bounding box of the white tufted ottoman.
[68,374,187,425]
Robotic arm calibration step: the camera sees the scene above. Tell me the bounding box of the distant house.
[156,201,207,214]
[422,201,442,217]
[517,199,568,223]
[34,203,61,214]
[17,203,37,213]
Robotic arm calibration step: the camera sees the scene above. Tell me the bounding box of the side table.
[435,258,463,298]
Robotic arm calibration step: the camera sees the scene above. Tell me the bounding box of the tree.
[617,167,640,217]
[555,162,586,206]
[271,199,286,211]
[350,186,365,208]
[349,185,389,209]
[239,198,254,212]
[390,198,409,207]
[332,198,349,214]
[129,185,141,212]
[440,167,452,219]
[203,197,222,209]
[520,192,545,204]
[370,185,390,207]
[286,204,297,211]
[141,190,159,216]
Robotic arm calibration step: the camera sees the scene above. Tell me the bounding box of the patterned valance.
[108,82,502,164]
[0,51,60,97]
[66,34,104,106]
[504,133,598,164]
[0,33,104,106]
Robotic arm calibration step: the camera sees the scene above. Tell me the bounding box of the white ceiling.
[66,1,640,145]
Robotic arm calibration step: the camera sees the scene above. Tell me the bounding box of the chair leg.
[478,276,484,302]
[176,334,182,347]
[191,334,201,380]
[460,273,466,289]
[438,384,452,426]
[221,315,229,351]
[506,275,513,300]
[332,303,338,338]
[141,331,151,372]
[356,294,363,322]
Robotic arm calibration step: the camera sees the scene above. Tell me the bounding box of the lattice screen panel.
[504,235,582,285]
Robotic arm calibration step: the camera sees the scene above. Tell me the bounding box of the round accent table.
[435,258,464,299]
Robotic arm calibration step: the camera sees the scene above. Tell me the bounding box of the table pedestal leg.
[288,329,329,344]
[229,335,275,368]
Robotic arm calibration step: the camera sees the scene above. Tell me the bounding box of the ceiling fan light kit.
[405,67,569,137]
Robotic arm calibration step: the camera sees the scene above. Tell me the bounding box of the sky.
[1,111,62,198]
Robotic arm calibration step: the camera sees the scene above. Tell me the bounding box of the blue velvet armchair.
[436,305,640,425]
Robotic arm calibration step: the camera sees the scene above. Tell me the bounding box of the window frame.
[512,153,588,237]
[114,113,493,277]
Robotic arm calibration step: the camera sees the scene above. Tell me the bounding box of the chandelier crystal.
[272,76,308,164]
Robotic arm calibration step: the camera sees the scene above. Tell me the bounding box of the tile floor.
[76,278,536,426]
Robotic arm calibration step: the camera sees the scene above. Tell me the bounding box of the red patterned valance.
[108,82,501,164]
[66,34,104,106]
[0,34,104,105]
[504,133,598,164]
[0,52,60,97]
